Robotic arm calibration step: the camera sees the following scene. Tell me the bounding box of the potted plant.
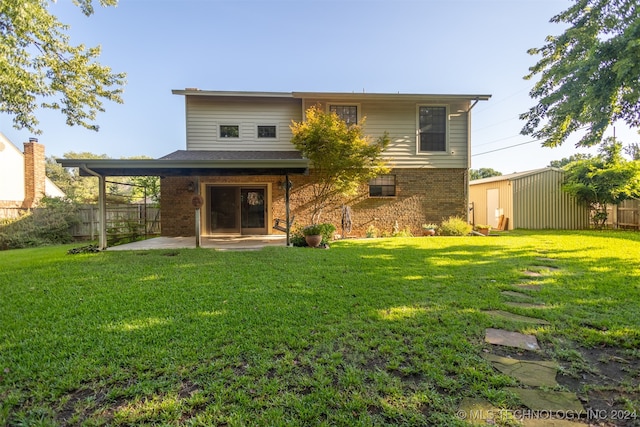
[302,223,336,247]
[474,224,492,236]
[422,223,438,236]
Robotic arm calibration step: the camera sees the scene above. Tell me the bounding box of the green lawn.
[1,231,639,426]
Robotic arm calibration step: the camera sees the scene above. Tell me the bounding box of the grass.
[0,230,639,426]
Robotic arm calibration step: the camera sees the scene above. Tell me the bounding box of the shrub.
[0,197,80,250]
[439,216,472,236]
[294,223,336,246]
[365,224,378,238]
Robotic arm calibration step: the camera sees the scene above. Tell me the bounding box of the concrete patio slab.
[105,235,288,251]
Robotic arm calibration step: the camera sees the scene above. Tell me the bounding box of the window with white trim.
[330,105,358,125]
[220,125,239,138]
[257,125,276,138]
[369,175,396,197]
[418,106,446,152]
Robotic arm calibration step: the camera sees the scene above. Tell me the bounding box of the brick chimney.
[22,138,46,208]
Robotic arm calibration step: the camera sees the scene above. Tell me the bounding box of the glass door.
[208,186,267,234]
[241,188,266,234]
[209,186,240,233]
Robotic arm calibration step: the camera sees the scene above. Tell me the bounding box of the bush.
[293,223,336,246]
[439,216,473,236]
[0,197,80,250]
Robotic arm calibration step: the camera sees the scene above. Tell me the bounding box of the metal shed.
[469,167,590,230]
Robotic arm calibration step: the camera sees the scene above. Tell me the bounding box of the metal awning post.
[81,165,107,250]
[285,172,291,246]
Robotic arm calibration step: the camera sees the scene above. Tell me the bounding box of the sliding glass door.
[208,186,267,234]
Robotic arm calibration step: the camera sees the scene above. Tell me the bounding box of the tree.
[562,138,640,227]
[521,0,640,148]
[0,0,126,133]
[548,153,593,168]
[290,106,390,223]
[470,168,502,180]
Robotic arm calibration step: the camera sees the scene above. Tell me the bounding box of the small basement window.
[257,125,276,138]
[369,175,396,197]
[220,125,239,138]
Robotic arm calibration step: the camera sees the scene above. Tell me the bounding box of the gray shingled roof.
[159,150,304,161]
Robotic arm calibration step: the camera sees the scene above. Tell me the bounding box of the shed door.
[486,188,500,228]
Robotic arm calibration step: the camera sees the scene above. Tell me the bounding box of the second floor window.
[257,125,276,138]
[220,125,239,138]
[418,106,446,152]
[330,105,358,125]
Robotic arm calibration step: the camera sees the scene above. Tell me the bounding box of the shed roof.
[470,167,564,186]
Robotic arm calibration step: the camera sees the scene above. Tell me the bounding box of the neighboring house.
[0,133,65,218]
[469,167,590,230]
[58,90,491,248]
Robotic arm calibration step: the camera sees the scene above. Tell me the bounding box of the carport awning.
[56,150,309,176]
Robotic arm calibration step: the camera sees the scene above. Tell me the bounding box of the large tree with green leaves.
[562,138,640,227]
[0,0,126,133]
[470,168,502,180]
[521,0,640,148]
[290,106,390,224]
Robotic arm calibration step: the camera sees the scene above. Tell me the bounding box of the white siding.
[184,94,471,169]
[185,97,302,151]
[302,98,470,169]
[0,133,25,202]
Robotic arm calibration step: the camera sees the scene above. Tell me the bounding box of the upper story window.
[418,106,447,152]
[220,125,239,138]
[369,175,396,197]
[330,105,358,125]
[257,125,277,138]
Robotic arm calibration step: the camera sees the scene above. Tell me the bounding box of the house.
[0,133,65,219]
[58,90,491,248]
[469,167,590,230]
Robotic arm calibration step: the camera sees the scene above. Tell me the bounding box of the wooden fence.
[607,199,639,230]
[72,204,161,241]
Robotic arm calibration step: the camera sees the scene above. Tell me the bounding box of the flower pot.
[423,229,436,236]
[305,234,323,248]
[477,228,490,236]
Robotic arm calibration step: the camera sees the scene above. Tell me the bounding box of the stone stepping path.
[505,388,584,413]
[483,310,550,325]
[482,354,559,387]
[514,283,542,291]
[457,397,499,425]
[504,301,546,309]
[479,261,586,422]
[485,328,540,350]
[501,290,535,300]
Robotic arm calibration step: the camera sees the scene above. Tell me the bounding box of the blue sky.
[2,0,636,173]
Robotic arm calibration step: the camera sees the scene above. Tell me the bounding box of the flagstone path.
[461,260,591,425]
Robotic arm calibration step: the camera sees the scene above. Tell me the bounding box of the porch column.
[285,172,291,246]
[81,165,107,250]
[97,175,107,250]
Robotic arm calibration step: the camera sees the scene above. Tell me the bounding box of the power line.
[472,138,540,156]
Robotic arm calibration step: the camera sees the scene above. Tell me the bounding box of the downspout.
[464,98,480,223]
[80,165,107,250]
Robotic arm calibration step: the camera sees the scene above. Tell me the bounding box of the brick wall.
[22,140,46,209]
[160,168,468,237]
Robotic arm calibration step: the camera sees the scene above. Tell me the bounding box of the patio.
[106,235,288,251]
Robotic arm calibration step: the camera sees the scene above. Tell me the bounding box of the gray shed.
[469,167,590,230]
